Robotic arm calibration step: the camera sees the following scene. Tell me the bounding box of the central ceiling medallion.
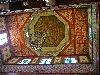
[24,11,69,56]
[34,15,65,47]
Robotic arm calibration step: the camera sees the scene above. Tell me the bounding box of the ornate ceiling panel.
[7,13,37,56]
[56,8,89,56]
[34,15,65,47]
[24,11,69,56]
[7,8,89,58]
[0,17,6,31]
[0,3,99,74]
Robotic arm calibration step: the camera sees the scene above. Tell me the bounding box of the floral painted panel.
[1,46,11,62]
[0,17,6,31]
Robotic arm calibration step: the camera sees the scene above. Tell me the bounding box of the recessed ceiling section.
[34,15,65,47]
[3,7,92,64]
[24,11,69,56]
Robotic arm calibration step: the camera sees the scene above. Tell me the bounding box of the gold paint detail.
[34,15,65,47]
[26,11,69,55]
[1,46,11,61]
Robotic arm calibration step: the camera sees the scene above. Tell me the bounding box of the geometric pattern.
[67,8,90,55]
[30,57,39,64]
[7,15,22,56]
[25,11,69,56]
[34,15,65,47]
[78,56,90,63]
[91,3,99,74]
[88,43,92,61]
[39,58,52,64]
[1,63,95,74]
[53,57,62,64]
[57,9,73,23]
[87,7,92,61]
[74,9,88,55]
[7,57,21,64]
[0,3,99,74]
[17,59,32,64]
[6,13,37,56]
[57,8,89,56]
[17,13,31,28]
[0,17,6,31]
[64,57,77,63]
[6,8,89,57]
[4,55,91,64]
[21,47,37,56]
[1,46,11,62]
[62,42,74,55]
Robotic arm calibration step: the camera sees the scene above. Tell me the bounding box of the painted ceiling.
[24,11,69,56]
[9,8,89,56]
[1,7,92,64]
[0,3,99,74]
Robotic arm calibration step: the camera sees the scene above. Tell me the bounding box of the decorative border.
[1,64,94,73]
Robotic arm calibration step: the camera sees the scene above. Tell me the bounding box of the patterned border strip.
[1,64,94,73]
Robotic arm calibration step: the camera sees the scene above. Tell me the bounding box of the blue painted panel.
[64,57,77,63]
[39,58,52,64]
[17,59,31,64]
